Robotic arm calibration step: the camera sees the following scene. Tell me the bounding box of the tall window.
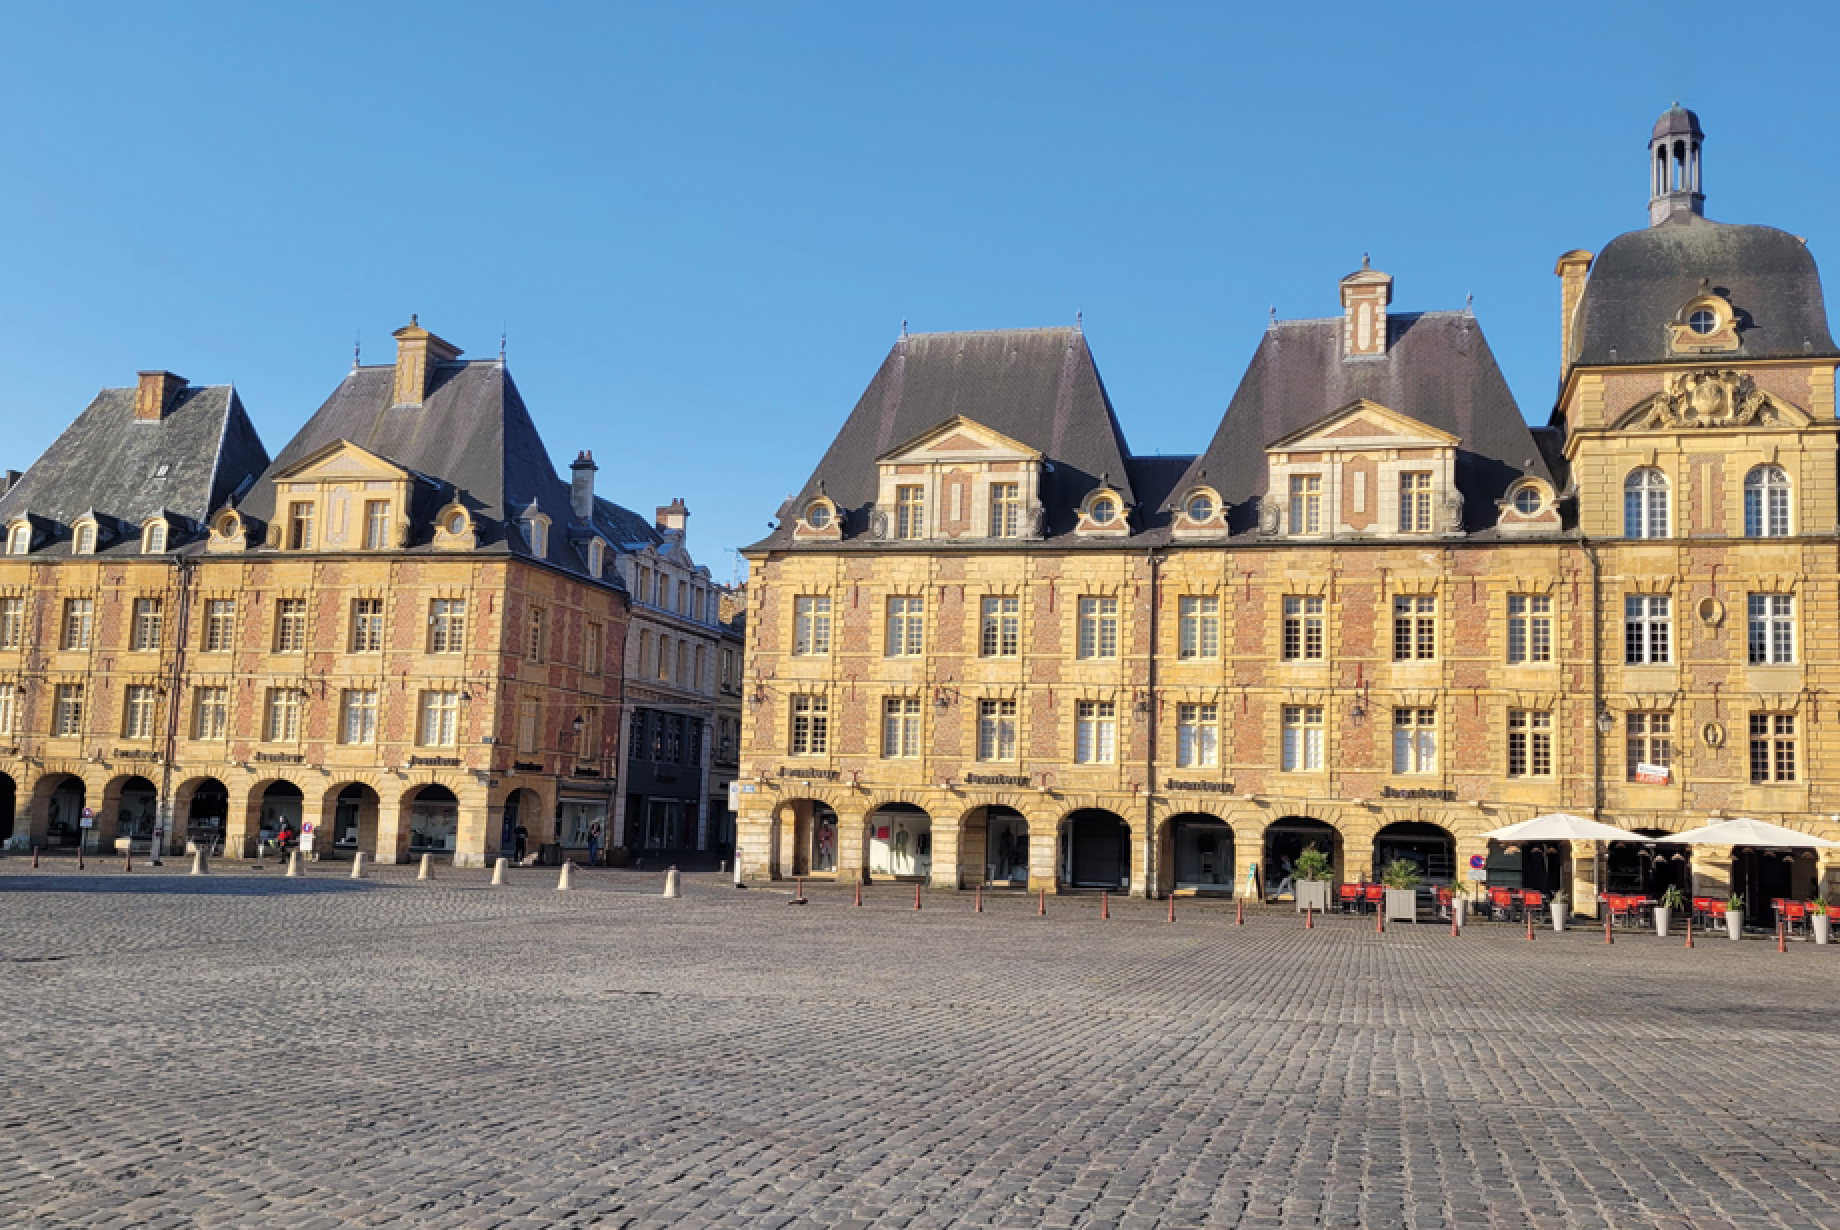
[886,596,925,656]
[656,635,670,681]
[1177,702,1218,768]
[989,483,1022,538]
[1281,705,1324,772]
[1507,594,1551,664]
[1506,710,1552,778]
[1282,595,1324,661]
[203,600,235,652]
[288,501,315,550]
[1750,713,1796,783]
[131,598,163,651]
[6,524,27,554]
[75,524,96,555]
[274,599,307,652]
[895,485,925,539]
[1075,700,1117,764]
[1392,708,1437,774]
[1623,468,1669,539]
[143,522,167,554]
[341,689,378,744]
[1392,595,1435,661]
[790,694,829,755]
[363,500,392,550]
[1748,594,1794,664]
[586,623,603,675]
[1744,465,1790,538]
[1626,713,1672,782]
[881,697,921,758]
[62,598,93,650]
[1177,596,1219,660]
[116,685,154,739]
[0,682,14,735]
[1398,471,1433,532]
[194,687,228,740]
[518,697,539,753]
[428,599,465,654]
[0,597,21,648]
[54,683,84,736]
[980,596,1020,657]
[794,596,832,655]
[677,641,690,684]
[674,580,686,614]
[1624,595,1671,664]
[265,688,303,742]
[1077,596,1118,659]
[419,691,460,746]
[1288,474,1322,534]
[351,598,385,653]
[978,699,1018,761]
[526,608,545,663]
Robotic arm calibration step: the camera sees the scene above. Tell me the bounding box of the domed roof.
[1571,214,1838,368]
[1652,105,1703,142]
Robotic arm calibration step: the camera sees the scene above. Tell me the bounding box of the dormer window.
[362,500,391,550]
[894,486,925,539]
[1089,496,1118,526]
[1289,475,1323,534]
[1688,309,1718,335]
[215,511,240,538]
[1512,487,1544,516]
[1185,492,1215,523]
[75,523,97,555]
[520,503,551,559]
[1399,472,1434,533]
[448,512,467,535]
[287,501,314,550]
[143,521,167,554]
[587,538,605,578]
[6,523,29,555]
[989,483,1022,537]
[805,501,833,530]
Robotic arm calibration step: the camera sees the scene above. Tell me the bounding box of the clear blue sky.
[4,2,1837,578]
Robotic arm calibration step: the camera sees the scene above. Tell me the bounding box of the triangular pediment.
[1266,399,1459,451]
[271,439,413,484]
[877,416,1042,464]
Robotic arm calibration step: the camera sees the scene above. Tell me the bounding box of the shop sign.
[409,755,461,768]
[965,773,1029,787]
[728,781,756,809]
[1381,786,1455,801]
[1634,762,1670,785]
[1163,778,1234,794]
[255,751,304,764]
[781,767,839,780]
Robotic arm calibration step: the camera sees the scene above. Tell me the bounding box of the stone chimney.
[656,498,689,538]
[569,451,598,520]
[1554,250,1595,372]
[1339,257,1394,359]
[0,470,20,497]
[135,371,187,422]
[391,315,463,407]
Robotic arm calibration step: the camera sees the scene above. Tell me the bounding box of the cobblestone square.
[4,864,1839,1229]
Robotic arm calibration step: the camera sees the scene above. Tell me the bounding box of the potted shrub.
[1293,844,1333,913]
[1725,892,1744,941]
[1550,890,1567,931]
[1655,885,1686,938]
[1812,895,1831,946]
[1380,858,1420,922]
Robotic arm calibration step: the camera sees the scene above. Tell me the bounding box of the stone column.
[610,708,633,848]
[929,814,960,889]
[1569,839,1601,919]
[735,799,775,882]
[454,790,499,870]
[373,797,410,865]
[225,781,258,859]
[836,806,870,885]
[1233,814,1264,901]
[1027,812,1057,894]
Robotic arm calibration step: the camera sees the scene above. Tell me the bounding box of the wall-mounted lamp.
[1596,708,1616,735]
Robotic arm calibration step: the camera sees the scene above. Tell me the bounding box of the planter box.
[1654,906,1672,938]
[1295,880,1331,912]
[1815,914,1832,945]
[1726,911,1744,941]
[1551,904,1567,931]
[1384,887,1417,921]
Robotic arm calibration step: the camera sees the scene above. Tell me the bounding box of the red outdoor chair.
[1435,886,1453,920]
[1705,900,1728,927]
[1338,883,1362,914]
[1783,902,1808,937]
[1362,884,1384,914]
[1607,895,1640,929]
[1692,896,1716,926]
[1489,887,1514,921]
[1522,889,1545,917]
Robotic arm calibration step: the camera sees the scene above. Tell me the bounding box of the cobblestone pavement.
[4,860,1839,1229]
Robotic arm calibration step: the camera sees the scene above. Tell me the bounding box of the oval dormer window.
[1512,488,1543,516]
[806,502,833,530]
[448,512,467,536]
[1185,493,1215,523]
[217,513,238,538]
[1089,498,1117,526]
[1688,308,1718,335]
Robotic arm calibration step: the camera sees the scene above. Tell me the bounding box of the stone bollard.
[350,851,366,880]
[558,861,574,892]
[663,867,681,898]
[418,852,433,881]
[490,857,507,887]
[285,850,302,878]
[190,848,208,876]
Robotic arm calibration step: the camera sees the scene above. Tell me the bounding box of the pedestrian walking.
[587,822,602,867]
[514,823,528,863]
[274,822,295,861]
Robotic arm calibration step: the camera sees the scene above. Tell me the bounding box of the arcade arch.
[1262,815,1340,900]
[1061,808,1130,890]
[1168,812,1234,893]
[405,784,459,856]
[868,802,931,881]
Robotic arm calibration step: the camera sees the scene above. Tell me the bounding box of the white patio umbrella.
[1479,813,1642,843]
[1653,817,1839,848]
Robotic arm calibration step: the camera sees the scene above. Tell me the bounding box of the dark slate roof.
[755,326,1137,548]
[1174,311,1552,534]
[1127,455,1197,532]
[240,361,603,579]
[1571,214,1839,370]
[0,385,270,555]
[590,495,666,551]
[1652,106,1702,141]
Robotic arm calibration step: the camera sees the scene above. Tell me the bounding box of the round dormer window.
[1688,308,1718,335]
[806,502,833,530]
[1185,493,1215,523]
[216,513,238,537]
[447,513,466,535]
[1512,488,1543,516]
[1089,498,1117,525]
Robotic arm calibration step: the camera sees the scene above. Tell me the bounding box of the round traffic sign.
[1468,854,1486,870]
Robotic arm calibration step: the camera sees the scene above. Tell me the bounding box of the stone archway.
[1061,808,1130,890]
[34,774,88,851]
[176,778,229,851]
[1372,821,1455,886]
[99,774,158,850]
[403,784,459,859]
[962,804,1030,889]
[502,788,544,860]
[1262,815,1341,900]
[0,771,15,847]
[1167,811,1234,894]
[867,802,931,881]
[320,783,380,859]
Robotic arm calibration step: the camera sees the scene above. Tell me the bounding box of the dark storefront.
[624,708,706,856]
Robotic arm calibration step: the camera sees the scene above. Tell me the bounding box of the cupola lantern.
[1650,105,1705,226]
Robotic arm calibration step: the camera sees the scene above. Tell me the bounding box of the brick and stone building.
[736,109,1840,913]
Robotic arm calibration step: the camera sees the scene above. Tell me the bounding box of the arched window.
[6,524,28,555]
[587,538,604,578]
[74,523,97,555]
[1623,468,1669,539]
[1744,465,1791,537]
[143,521,167,554]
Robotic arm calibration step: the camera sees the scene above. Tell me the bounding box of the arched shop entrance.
[110,777,159,847]
[869,803,931,880]
[41,776,85,849]
[1732,846,1820,916]
[328,784,379,856]
[502,788,542,857]
[1170,813,1234,893]
[1486,838,1566,894]
[1372,821,1455,886]
[182,779,229,849]
[407,785,459,857]
[1605,829,1690,897]
[0,771,15,845]
[965,805,1029,888]
[1062,809,1130,890]
[258,782,304,848]
[1264,816,1338,900]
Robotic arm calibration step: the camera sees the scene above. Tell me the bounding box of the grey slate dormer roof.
[0,384,270,556]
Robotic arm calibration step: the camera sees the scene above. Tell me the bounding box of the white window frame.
[1507,594,1551,664]
[203,600,236,652]
[274,599,307,653]
[62,598,93,651]
[977,698,1018,762]
[894,485,925,540]
[131,598,162,651]
[881,696,921,759]
[989,483,1022,538]
[1626,712,1672,782]
[1281,705,1324,772]
[54,683,83,736]
[1744,465,1791,538]
[1282,595,1324,661]
[1074,700,1116,764]
[342,689,378,745]
[1507,709,1553,778]
[1392,708,1437,774]
[1398,471,1433,533]
[1623,468,1669,539]
[265,688,303,742]
[0,597,19,649]
[1077,596,1118,660]
[886,596,924,657]
[351,598,385,653]
[1748,593,1794,664]
[1392,595,1435,661]
[194,686,228,740]
[791,694,829,756]
[122,685,157,739]
[1176,702,1218,768]
[794,595,832,655]
[1177,595,1219,660]
[1624,595,1671,665]
[363,500,392,550]
[419,690,460,747]
[980,596,1020,657]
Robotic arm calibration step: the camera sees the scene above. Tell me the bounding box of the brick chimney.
[570,451,598,520]
[391,316,463,407]
[1339,257,1394,359]
[135,371,187,422]
[1554,250,1595,372]
[656,498,689,537]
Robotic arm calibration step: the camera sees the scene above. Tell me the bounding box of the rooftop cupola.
[1339,256,1394,359]
[1649,105,1705,226]
[391,315,463,407]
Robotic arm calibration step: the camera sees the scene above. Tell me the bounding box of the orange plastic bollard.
[1778,917,1786,952]
[1376,907,1385,934]
[1236,897,1243,925]
[1305,904,1313,930]
[854,881,861,908]
[974,884,982,913]
[1038,888,1046,916]
[1685,913,1694,949]
[1526,911,1534,941]
[914,882,922,911]
[1604,914,1614,945]
[1168,894,1175,924]
[1101,892,1109,920]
